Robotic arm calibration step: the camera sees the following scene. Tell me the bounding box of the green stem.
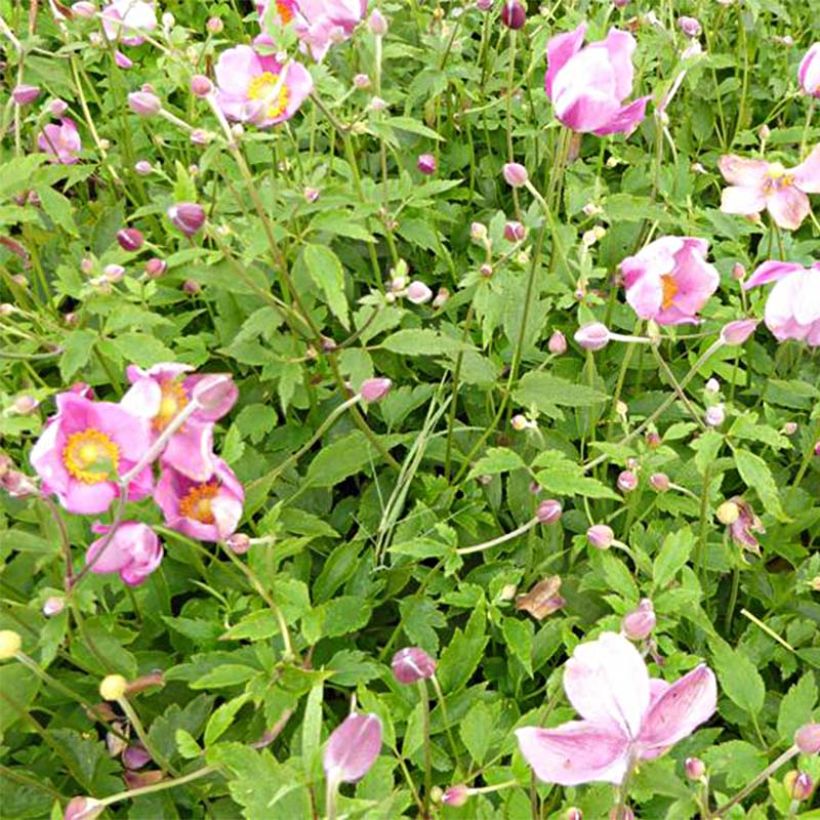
[419,680,432,818]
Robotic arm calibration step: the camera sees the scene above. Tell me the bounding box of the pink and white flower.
[798,43,820,98]
[154,459,244,542]
[37,118,82,165]
[324,712,382,784]
[214,45,313,128]
[516,632,716,786]
[121,363,237,482]
[30,392,153,515]
[101,0,157,46]
[718,146,820,231]
[743,260,820,346]
[545,23,649,135]
[620,236,719,325]
[86,521,163,586]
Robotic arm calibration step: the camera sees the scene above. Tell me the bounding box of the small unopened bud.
[685,757,705,780]
[406,280,433,305]
[71,2,97,18]
[206,16,223,33]
[565,809,583,820]
[548,330,567,355]
[64,796,104,820]
[504,220,526,242]
[677,16,701,36]
[649,472,670,493]
[500,0,526,29]
[441,785,470,807]
[479,263,493,278]
[99,674,128,701]
[80,257,94,275]
[134,160,153,175]
[227,533,251,554]
[304,187,320,203]
[115,50,133,69]
[470,221,488,242]
[12,84,40,105]
[391,646,436,684]
[353,73,371,89]
[511,414,531,431]
[705,404,725,427]
[49,99,69,116]
[794,723,820,755]
[705,377,720,394]
[11,395,39,414]
[360,377,392,403]
[0,630,22,660]
[617,470,638,493]
[574,323,610,351]
[716,500,740,525]
[103,264,125,283]
[503,162,528,187]
[417,153,436,175]
[536,499,562,524]
[42,596,65,617]
[368,9,388,35]
[731,262,746,281]
[720,319,758,345]
[587,524,614,550]
[117,227,144,252]
[784,771,813,802]
[432,287,450,309]
[145,257,167,278]
[190,74,213,97]
[127,91,161,117]
[168,202,206,236]
[190,129,212,146]
[758,123,771,141]
[782,421,797,436]
[622,599,656,640]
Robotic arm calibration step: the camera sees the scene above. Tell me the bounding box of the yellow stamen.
[661,274,678,310]
[179,481,219,524]
[247,71,290,120]
[276,1,294,23]
[63,429,120,484]
[154,379,188,432]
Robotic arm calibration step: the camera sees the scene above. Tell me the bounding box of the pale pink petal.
[743,260,804,289]
[120,379,163,420]
[215,45,259,97]
[625,269,663,319]
[30,421,70,494]
[718,155,769,186]
[720,185,766,216]
[545,23,588,99]
[563,632,650,738]
[766,186,810,230]
[62,480,118,515]
[792,270,820,326]
[593,95,649,136]
[516,721,630,786]
[162,421,215,482]
[552,48,619,132]
[798,44,820,98]
[324,713,382,784]
[792,145,820,193]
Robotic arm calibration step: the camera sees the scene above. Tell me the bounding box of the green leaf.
[303,430,399,489]
[467,447,526,480]
[653,528,694,589]
[220,611,282,642]
[147,695,215,762]
[111,332,175,367]
[734,448,787,521]
[380,328,472,356]
[37,187,78,236]
[59,329,97,381]
[0,665,41,733]
[532,451,620,500]
[301,681,324,777]
[437,602,489,693]
[301,244,349,329]
[175,729,202,760]
[191,664,258,689]
[710,640,765,716]
[514,372,608,410]
[385,115,444,141]
[302,596,374,644]
[204,694,250,746]
[502,616,534,676]
[460,701,494,765]
[777,673,817,742]
[0,154,47,200]
[691,429,723,475]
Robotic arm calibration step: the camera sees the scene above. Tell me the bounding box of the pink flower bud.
[391,647,436,684]
[168,202,206,236]
[103,264,125,283]
[705,404,725,427]
[128,91,161,116]
[685,757,706,780]
[117,227,144,252]
[227,533,251,554]
[536,499,562,524]
[479,263,493,277]
[12,84,40,105]
[720,318,758,345]
[42,596,65,617]
[71,2,97,18]
[794,723,820,754]
[304,187,320,203]
[64,797,104,820]
[191,374,238,419]
[617,470,638,493]
[500,0,526,29]
[368,9,388,35]
[432,287,450,309]
[548,330,567,355]
[115,51,133,70]
[646,430,661,448]
[784,771,814,802]
[323,712,382,784]
[360,377,392,403]
[613,0,629,7]
[574,322,610,351]
[475,0,493,10]
[470,222,488,242]
[353,73,371,89]
[504,220,526,242]
[441,785,470,807]
[145,257,167,278]
[677,16,702,37]
[12,395,39,414]
[782,421,797,435]
[566,809,583,820]
[622,599,656,640]
[50,99,69,117]
[502,162,528,187]
[122,743,151,770]
[190,74,213,97]
[705,377,720,393]
[406,280,433,305]
[731,262,746,281]
[206,16,223,33]
[587,524,614,550]
[417,153,436,175]
[134,160,153,175]
[649,472,669,492]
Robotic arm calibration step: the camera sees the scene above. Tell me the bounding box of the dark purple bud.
[168,202,206,236]
[417,153,436,175]
[117,228,144,252]
[500,0,526,29]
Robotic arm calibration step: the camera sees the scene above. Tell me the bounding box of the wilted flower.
[743,261,820,346]
[622,599,656,640]
[516,632,716,785]
[391,647,436,684]
[38,118,82,165]
[545,24,649,135]
[726,496,764,554]
[516,576,565,620]
[323,712,382,784]
[718,147,820,231]
[798,43,820,98]
[86,522,163,586]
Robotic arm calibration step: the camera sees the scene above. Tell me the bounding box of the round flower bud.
[782,421,797,436]
[12,395,39,414]
[587,524,614,550]
[99,674,128,701]
[705,404,725,427]
[720,319,758,346]
[103,264,125,283]
[64,796,104,820]
[417,153,436,175]
[500,0,526,29]
[479,263,493,277]
[705,377,720,394]
[391,647,436,684]
[127,91,161,117]
[227,533,251,554]
[304,187,320,203]
[470,221,488,242]
[574,322,610,351]
[645,430,661,448]
[441,785,470,807]
[784,771,813,801]
[360,377,392,403]
[353,73,371,89]
[502,162,528,187]
[190,74,213,97]
[134,160,153,175]
[117,227,144,252]
[50,99,69,116]
[731,262,746,281]
[432,287,450,309]
[617,470,638,493]
[622,599,656,640]
[167,202,206,236]
[145,257,167,278]
[677,16,702,37]
[536,499,562,525]
[71,2,97,18]
[566,809,583,820]
[685,757,705,780]
[794,722,820,755]
[504,220,526,242]
[716,500,740,525]
[12,84,40,106]
[406,280,433,305]
[0,630,22,660]
[368,9,388,35]
[43,596,65,617]
[649,472,669,493]
[548,330,567,355]
[206,16,224,33]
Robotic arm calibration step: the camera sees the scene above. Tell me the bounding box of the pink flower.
[621,236,719,325]
[718,146,820,231]
[292,0,367,61]
[30,393,153,515]
[154,459,244,542]
[392,647,437,684]
[798,43,820,98]
[214,46,313,128]
[121,364,237,482]
[101,0,157,46]
[85,522,163,586]
[324,712,382,784]
[743,260,820,346]
[37,118,81,165]
[545,24,649,135]
[516,632,716,786]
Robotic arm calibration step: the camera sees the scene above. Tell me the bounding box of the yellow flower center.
[63,429,120,484]
[276,1,294,23]
[661,273,678,310]
[179,481,219,524]
[763,163,794,192]
[154,379,188,432]
[247,71,290,120]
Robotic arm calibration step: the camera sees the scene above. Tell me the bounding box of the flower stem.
[419,679,432,818]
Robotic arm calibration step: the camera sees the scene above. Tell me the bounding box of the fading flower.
[516,576,565,620]
[726,496,764,555]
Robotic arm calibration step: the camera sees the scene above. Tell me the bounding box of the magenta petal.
[793,144,820,193]
[743,260,804,290]
[598,28,637,100]
[638,664,716,757]
[163,421,215,482]
[593,95,649,136]
[516,721,630,786]
[545,23,588,99]
[323,713,382,784]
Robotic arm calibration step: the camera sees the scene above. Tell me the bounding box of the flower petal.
[766,186,810,231]
[793,144,820,193]
[742,260,804,290]
[323,713,382,784]
[593,95,649,136]
[720,185,766,216]
[545,23,588,99]
[718,155,769,186]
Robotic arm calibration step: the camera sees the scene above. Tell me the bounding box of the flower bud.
[12,84,40,105]
[720,319,758,345]
[115,50,133,69]
[502,162,528,187]
[511,414,531,431]
[500,0,526,29]
[304,187,320,203]
[432,287,449,309]
[49,99,69,116]
[353,73,371,89]
[145,257,167,278]
[11,395,39,414]
[190,74,213,97]
[368,9,388,35]
[649,472,669,493]
[168,202,206,236]
[782,421,797,436]
[71,2,97,18]
[127,91,161,117]
[360,377,392,403]
[548,330,567,355]
[479,263,493,277]
[117,227,144,252]
[406,280,433,305]
[475,0,493,9]
[685,757,705,780]
[677,16,702,36]
[43,596,65,617]
[470,221,488,242]
[391,647,436,684]
[441,785,470,806]
[613,0,629,7]
[0,630,22,660]
[705,377,720,394]
[536,499,562,524]
[99,674,128,701]
[784,771,813,801]
[574,322,610,351]
[731,262,746,281]
[504,220,526,242]
[622,599,656,640]
[716,500,740,525]
[227,533,251,554]
[705,404,725,427]
[134,160,153,175]
[103,264,125,283]
[417,153,436,175]
[64,797,104,820]
[566,809,583,820]
[122,743,152,770]
[323,712,382,784]
[617,470,638,493]
[587,524,614,550]
[794,722,820,754]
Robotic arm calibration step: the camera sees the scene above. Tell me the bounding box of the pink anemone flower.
[155,459,244,542]
[121,363,237,482]
[324,712,382,785]
[545,23,650,136]
[516,632,716,786]
[743,260,820,346]
[37,118,81,165]
[620,236,720,325]
[86,521,163,586]
[101,0,157,46]
[798,43,820,98]
[718,146,820,231]
[30,392,153,515]
[214,45,313,128]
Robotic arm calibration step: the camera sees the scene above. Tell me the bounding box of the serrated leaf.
[221,611,282,642]
[303,430,400,488]
[59,329,97,380]
[301,243,349,329]
[204,694,250,746]
[514,372,608,410]
[734,448,786,521]
[777,673,817,742]
[467,447,525,480]
[533,451,620,500]
[380,328,471,356]
[502,616,533,676]
[37,187,79,236]
[460,701,494,765]
[653,528,694,589]
[191,664,258,689]
[437,602,489,693]
[175,729,202,760]
[711,640,765,715]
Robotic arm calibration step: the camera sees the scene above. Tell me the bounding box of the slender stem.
[117,695,176,776]
[96,765,218,810]
[456,517,537,555]
[419,679,432,818]
[724,565,740,634]
[326,776,339,820]
[430,674,460,775]
[650,345,706,430]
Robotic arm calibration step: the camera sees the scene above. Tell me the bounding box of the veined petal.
[718,155,769,186]
[766,186,810,231]
[743,260,804,290]
[545,23,588,99]
[793,145,820,193]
